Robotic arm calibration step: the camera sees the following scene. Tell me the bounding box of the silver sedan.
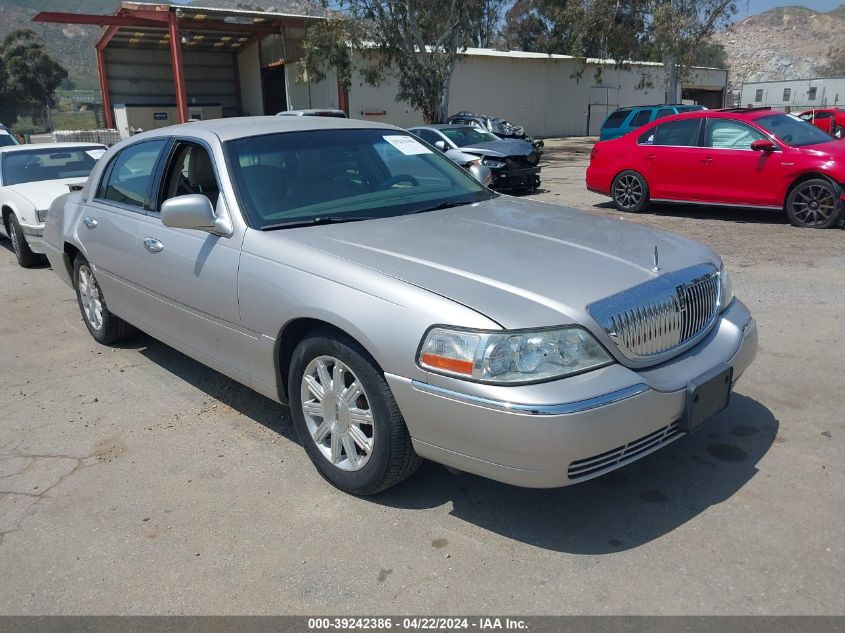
[43,116,757,495]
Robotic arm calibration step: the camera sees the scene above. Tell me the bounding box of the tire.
[785,178,842,229]
[611,170,650,213]
[73,255,135,344]
[833,125,844,139]
[288,329,422,495]
[8,213,45,268]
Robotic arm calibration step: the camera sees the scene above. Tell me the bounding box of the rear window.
[1,146,105,186]
[602,110,629,129]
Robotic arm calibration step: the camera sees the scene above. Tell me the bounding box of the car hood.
[278,197,719,330]
[4,177,89,210]
[459,139,535,158]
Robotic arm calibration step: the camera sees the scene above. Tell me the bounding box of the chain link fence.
[0,103,120,145]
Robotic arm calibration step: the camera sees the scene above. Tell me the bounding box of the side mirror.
[751,139,776,152]
[469,164,493,187]
[434,140,448,152]
[161,194,226,235]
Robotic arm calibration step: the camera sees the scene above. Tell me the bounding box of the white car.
[0,142,107,267]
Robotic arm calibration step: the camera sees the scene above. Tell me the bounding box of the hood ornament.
[651,245,661,273]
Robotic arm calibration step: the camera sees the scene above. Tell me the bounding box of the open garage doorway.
[262,65,287,115]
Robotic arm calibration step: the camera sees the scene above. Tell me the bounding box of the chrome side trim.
[410,380,651,416]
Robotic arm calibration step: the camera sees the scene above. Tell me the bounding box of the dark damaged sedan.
[409,124,541,191]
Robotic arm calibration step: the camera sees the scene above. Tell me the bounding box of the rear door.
[637,117,704,201]
[698,118,783,207]
[82,138,168,324]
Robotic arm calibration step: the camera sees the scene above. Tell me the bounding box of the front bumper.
[19,222,45,254]
[491,166,541,190]
[386,299,758,488]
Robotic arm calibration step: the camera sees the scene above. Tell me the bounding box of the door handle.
[82,217,98,229]
[645,153,656,160]
[143,237,164,253]
[702,157,714,165]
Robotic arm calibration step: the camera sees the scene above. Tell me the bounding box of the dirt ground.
[1,137,843,615]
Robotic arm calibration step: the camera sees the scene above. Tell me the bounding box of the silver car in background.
[43,116,757,495]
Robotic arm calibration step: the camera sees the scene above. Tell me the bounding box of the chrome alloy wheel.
[792,183,837,227]
[77,264,104,332]
[614,174,643,209]
[300,356,375,472]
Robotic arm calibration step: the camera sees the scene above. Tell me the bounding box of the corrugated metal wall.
[104,47,240,116]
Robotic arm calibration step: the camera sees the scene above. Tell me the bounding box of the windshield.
[225,129,493,229]
[440,126,499,146]
[1,146,105,185]
[0,128,19,147]
[755,113,834,147]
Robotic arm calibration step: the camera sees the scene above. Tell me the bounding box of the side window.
[808,87,817,101]
[815,112,833,120]
[705,119,766,149]
[652,119,701,147]
[637,128,656,144]
[655,108,675,120]
[602,110,629,129]
[630,109,653,127]
[417,129,445,148]
[97,139,166,209]
[755,89,763,102]
[160,143,220,209]
[783,88,791,101]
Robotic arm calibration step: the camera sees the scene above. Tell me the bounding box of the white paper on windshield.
[86,149,106,160]
[383,135,431,155]
[0,129,9,136]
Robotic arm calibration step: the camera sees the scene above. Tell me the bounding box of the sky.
[737,0,844,18]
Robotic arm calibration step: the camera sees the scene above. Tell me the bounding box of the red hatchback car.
[586,107,845,228]
[798,108,845,139]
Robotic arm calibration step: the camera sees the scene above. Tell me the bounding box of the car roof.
[131,115,396,142]
[613,104,693,112]
[0,141,106,154]
[410,124,474,130]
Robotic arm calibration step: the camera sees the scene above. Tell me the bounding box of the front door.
[135,140,247,372]
[82,138,168,325]
[698,118,783,207]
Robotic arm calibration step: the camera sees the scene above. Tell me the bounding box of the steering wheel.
[377,174,420,190]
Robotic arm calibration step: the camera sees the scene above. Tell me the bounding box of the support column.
[168,12,189,123]
[95,46,114,129]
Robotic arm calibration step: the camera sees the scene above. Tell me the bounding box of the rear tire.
[288,329,421,495]
[73,255,135,344]
[8,214,45,268]
[785,178,842,229]
[611,170,650,213]
[833,125,844,139]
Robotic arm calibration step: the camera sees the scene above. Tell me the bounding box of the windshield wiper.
[262,215,376,230]
[405,201,467,215]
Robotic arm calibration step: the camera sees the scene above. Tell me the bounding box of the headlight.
[418,326,613,384]
[481,158,506,169]
[36,209,48,222]
[719,265,734,311]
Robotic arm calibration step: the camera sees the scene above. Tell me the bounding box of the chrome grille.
[567,422,683,481]
[588,264,721,363]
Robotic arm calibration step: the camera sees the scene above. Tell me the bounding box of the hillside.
[714,5,845,89]
[0,0,318,90]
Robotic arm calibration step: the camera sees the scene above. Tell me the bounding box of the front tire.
[611,170,650,213]
[288,330,421,495]
[8,214,44,268]
[73,255,134,344]
[833,125,844,139]
[785,178,842,229]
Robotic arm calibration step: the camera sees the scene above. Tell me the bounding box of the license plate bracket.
[679,364,733,433]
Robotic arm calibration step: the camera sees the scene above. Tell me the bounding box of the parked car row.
[0,114,757,496]
[588,106,845,229]
[277,109,545,192]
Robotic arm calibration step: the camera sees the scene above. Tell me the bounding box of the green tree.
[301,0,481,123]
[1,29,68,107]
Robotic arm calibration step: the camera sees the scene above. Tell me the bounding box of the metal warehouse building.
[740,77,845,110]
[36,2,728,138]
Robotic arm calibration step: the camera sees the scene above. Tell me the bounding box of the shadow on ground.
[592,201,795,226]
[134,334,777,555]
